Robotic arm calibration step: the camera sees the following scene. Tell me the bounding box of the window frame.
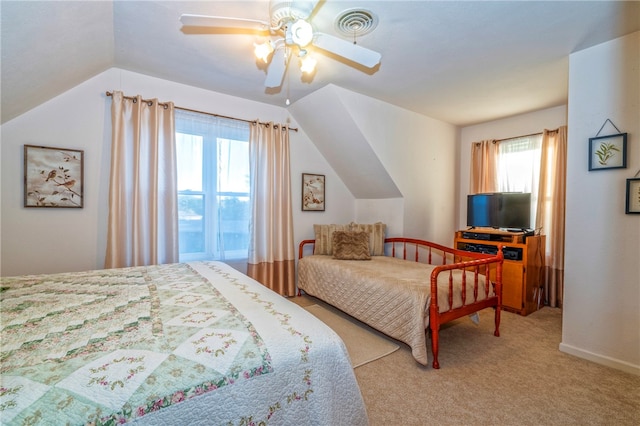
[175,112,250,262]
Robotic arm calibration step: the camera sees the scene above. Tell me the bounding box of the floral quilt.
[1,261,367,425]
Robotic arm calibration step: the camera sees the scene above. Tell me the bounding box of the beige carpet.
[292,295,640,424]
[304,304,399,368]
[354,307,640,425]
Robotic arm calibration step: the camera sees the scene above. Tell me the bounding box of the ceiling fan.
[179,0,382,89]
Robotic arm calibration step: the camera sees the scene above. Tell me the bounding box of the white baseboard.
[559,343,640,376]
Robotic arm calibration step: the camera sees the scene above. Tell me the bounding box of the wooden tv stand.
[454,228,545,316]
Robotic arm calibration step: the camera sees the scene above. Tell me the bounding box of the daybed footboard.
[297,237,503,369]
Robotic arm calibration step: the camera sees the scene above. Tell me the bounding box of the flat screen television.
[467,192,531,231]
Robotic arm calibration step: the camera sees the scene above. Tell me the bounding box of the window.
[175,110,250,262]
[496,134,542,226]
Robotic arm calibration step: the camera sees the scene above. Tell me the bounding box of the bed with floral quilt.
[0,261,367,425]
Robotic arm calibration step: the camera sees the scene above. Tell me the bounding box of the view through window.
[496,134,542,226]
[175,110,250,262]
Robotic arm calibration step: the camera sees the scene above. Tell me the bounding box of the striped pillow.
[348,222,386,256]
[313,223,350,255]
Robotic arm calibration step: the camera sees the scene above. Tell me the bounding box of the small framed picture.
[588,133,627,171]
[626,178,640,214]
[24,145,84,208]
[302,173,325,211]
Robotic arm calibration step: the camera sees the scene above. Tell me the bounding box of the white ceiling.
[2,1,639,126]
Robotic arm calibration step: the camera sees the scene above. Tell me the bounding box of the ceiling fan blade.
[313,32,382,68]
[179,14,270,31]
[264,49,288,88]
[297,0,321,18]
[310,0,321,12]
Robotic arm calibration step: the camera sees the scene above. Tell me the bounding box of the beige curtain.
[247,121,296,296]
[470,140,499,193]
[535,126,567,308]
[105,91,179,268]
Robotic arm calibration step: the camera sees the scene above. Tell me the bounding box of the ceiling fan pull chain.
[286,46,291,106]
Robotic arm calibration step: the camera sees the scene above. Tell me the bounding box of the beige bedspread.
[297,255,493,366]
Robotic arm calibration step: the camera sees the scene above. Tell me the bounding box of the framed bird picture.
[24,145,84,208]
[302,173,325,211]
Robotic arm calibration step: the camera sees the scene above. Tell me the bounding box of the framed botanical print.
[24,145,84,208]
[626,178,640,214]
[588,133,627,171]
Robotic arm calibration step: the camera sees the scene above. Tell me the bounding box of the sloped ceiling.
[290,84,402,199]
[1,1,115,124]
[2,1,640,126]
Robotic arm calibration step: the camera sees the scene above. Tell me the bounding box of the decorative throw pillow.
[348,222,386,256]
[313,224,349,255]
[332,231,371,260]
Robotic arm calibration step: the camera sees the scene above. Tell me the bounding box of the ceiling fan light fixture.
[254,40,274,63]
[300,55,317,74]
[290,19,313,47]
[180,2,382,89]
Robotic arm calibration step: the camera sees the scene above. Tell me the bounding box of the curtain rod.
[105,91,298,132]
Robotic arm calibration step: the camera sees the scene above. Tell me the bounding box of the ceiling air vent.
[334,8,378,38]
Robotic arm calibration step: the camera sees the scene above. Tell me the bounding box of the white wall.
[355,198,404,238]
[0,68,354,276]
[335,88,459,245]
[562,31,639,375]
[290,127,356,244]
[458,105,568,230]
